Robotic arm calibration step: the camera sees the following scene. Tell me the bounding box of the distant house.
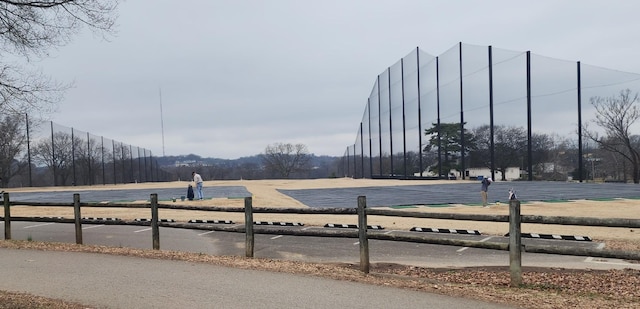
[463,167,520,181]
[415,167,520,181]
[174,160,197,167]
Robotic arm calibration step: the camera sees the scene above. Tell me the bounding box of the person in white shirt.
[192,171,204,200]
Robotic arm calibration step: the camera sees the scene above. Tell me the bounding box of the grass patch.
[464,203,486,207]
[587,197,619,201]
[424,204,453,208]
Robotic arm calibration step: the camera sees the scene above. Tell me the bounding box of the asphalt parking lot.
[3,181,640,208]
[278,181,640,207]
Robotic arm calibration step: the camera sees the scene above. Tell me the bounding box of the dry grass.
[0,289,88,309]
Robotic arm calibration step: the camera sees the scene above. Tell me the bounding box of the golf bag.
[187,185,195,201]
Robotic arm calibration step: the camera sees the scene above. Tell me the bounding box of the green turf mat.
[540,199,571,203]
[586,197,619,201]
[389,205,419,209]
[425,204,454,208]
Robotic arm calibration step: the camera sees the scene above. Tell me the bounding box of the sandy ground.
[4,178,640,242]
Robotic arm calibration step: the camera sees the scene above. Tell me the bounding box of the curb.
[504,232,592,241]
[324,223,384,230]
[188,219,234,224]
[411,227,481,235]
[82,217,120,221]
[254,221,304,226]
[134,218,176,223]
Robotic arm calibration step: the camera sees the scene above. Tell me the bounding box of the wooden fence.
[3,192,640,286]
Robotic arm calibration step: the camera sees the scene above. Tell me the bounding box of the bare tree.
[74,135,105,185]
[584,89,640,183]
[0,113,28,187]
[262,143,311,178]
[32,131,74,185]
[0,0,119,114]
[470,125,526,181]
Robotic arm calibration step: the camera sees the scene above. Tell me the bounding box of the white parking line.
[82,225,105,230]
[353,241,359,245]
[24,223,55,229]
[271,235,283,240]
[457,236,493,252]
[584,256,638,267]
[134,228,152,233]
[197,231,215,236]
[301,227,323,231]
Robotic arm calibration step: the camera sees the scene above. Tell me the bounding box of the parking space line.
[301,227,323,231]
[24,223,55,229]
[134,228,152,233]
[197,231,215,236]
[584,256,637,266]
[457,236,493,252]
[82,225,105,230]
[270,235,283,240]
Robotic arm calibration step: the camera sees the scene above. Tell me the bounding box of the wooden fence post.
[358,196,369,274]
[73,193,82,244]
[509,199,522,287]
[151,193,159,250]
[3,192,10,240]
[245,196,254,258]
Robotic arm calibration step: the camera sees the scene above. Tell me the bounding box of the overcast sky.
[36,0,640,159]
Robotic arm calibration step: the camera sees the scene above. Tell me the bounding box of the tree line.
[159,143,342,182]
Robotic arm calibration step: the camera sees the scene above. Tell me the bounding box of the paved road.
[4,221,638,271]
[0,248,514,309]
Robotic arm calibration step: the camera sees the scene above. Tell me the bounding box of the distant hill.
[155,154,338,168]
[155,153,342,180]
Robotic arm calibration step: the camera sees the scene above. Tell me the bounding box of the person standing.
[480,177,492,207]
[192,171,204,200]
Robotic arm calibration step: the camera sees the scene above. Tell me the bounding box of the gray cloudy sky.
[38,0,640,159]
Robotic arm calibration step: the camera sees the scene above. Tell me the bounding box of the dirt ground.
[4,178,640,243]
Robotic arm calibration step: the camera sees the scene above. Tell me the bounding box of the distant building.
[415,167,520,181]
[463,167,520,181]
[174,160,197,167]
